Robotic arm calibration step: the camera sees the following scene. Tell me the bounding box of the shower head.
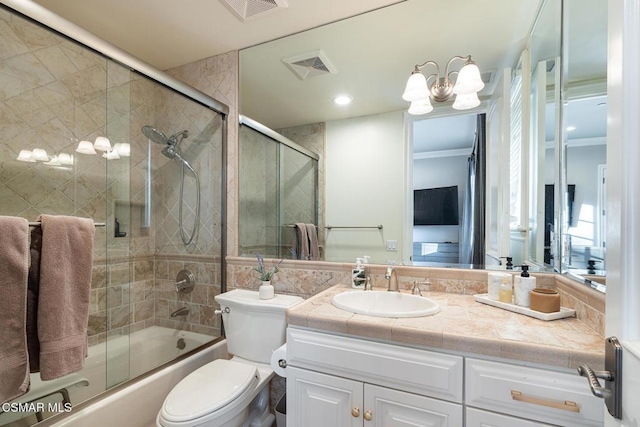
[142,125,169,145]
[142,126,189,146]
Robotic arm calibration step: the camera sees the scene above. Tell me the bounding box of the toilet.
[156,289,302,427]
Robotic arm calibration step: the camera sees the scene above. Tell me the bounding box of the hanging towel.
[305,224,319,261]
[293,223,309,260]
[27,224,42,372]
[37,215,95,381]
[0,216,30,404]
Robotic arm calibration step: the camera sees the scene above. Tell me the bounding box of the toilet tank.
[214,289,303,364]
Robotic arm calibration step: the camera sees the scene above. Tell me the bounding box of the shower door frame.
[239,115,320,258]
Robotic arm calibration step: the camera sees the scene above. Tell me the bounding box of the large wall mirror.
[238,0,607,285]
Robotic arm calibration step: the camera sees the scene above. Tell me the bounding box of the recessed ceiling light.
[567,126,576,132]
[333,95,353,105]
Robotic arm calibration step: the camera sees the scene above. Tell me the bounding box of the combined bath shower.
[142,125,200,246]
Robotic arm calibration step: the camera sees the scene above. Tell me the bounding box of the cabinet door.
[364,384,463,427]
[466,407,555,427]
[287,367,363,427]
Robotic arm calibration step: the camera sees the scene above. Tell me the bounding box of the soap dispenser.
[498,275,513,304]
[352,258,366,288]
[514,265,536,307]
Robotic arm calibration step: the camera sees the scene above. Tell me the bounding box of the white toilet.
[156,289,302,427]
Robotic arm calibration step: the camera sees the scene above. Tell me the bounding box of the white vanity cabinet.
[288,367,463,426]
[286,328,464,426]
[286,327,604,427]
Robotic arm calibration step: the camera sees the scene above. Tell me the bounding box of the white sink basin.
[331,291,441,318]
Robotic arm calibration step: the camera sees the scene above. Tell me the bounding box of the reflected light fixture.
[76,140,96,154]
[402,55,484,115]
[16,150,36,162]
[113,142,131,157]
[31,148,49,162]
[102,150,120,160]
[94,136,111,152]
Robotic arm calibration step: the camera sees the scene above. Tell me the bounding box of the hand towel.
[27,224,42,372]
[37,215,95,381]
[305,224,319,261]
[0,216,30,404]
[293,223,309,260]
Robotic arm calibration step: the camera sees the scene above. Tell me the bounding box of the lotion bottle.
[498,275,513,303]
[352,258,366,288]
[514,265,536,307]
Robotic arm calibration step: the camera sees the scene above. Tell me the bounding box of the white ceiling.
[240,0,543,129]
[31,0,405,70]
[28,0,607,145]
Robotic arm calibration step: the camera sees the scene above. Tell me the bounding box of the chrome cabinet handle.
[577,364,612,399]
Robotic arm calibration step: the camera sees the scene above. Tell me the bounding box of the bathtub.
[1,327,222,427]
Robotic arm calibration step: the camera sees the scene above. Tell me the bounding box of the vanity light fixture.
[402,55,484,115]
[333,95,353,106]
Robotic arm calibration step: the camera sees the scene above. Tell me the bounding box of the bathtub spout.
[170,307,189,318]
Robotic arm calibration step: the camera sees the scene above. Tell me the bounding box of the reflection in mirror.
[238,0,576,270]
[560,0,607,288]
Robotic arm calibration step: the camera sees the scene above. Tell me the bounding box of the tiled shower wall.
[0,8,226,344]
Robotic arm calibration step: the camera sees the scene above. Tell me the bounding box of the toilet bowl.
[156,290,302,427]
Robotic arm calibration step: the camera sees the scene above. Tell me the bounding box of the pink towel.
[293,223,309,260]
[0,216,30,404]
[305,224,319,261]
[37,215,95,381]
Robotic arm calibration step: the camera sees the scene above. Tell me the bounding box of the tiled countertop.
[286,284,605,371]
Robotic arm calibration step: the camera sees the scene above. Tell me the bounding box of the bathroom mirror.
[238,0,606,279]
[560,0,608,286]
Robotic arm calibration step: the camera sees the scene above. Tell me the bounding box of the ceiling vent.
[480,70,495,84]
[282,50,337,80]
[219,0,288,22]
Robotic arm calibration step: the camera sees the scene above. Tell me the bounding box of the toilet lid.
[161,359,258,423]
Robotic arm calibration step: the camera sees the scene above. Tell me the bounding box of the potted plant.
[254,254,283,299]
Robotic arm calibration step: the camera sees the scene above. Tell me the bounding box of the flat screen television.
[414,186,459,226]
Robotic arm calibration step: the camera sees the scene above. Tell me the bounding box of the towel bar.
[28,222,106,227]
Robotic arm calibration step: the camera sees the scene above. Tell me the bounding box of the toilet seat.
[159,359,258,425]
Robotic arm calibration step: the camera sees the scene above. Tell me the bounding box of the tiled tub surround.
[286,284,605,371]
[87,255,223,345]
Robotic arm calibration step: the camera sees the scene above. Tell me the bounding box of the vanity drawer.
[287,328,463,403]
[466,407,555,427]
[465,358,604,427]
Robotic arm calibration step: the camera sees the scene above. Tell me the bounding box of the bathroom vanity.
[285,285,604,427]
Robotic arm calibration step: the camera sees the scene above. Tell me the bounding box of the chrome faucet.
[385,266,399,292]
[170,307,189,318]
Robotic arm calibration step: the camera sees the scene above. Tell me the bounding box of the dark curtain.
[461,114,486,265]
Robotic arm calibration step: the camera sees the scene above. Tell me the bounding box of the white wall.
[412,156,468,243]
[325,111,404,264]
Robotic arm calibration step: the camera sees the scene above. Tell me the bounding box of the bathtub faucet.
[171,307,189,318]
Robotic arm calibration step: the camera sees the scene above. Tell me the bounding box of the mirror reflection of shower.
[142,125,200,246]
